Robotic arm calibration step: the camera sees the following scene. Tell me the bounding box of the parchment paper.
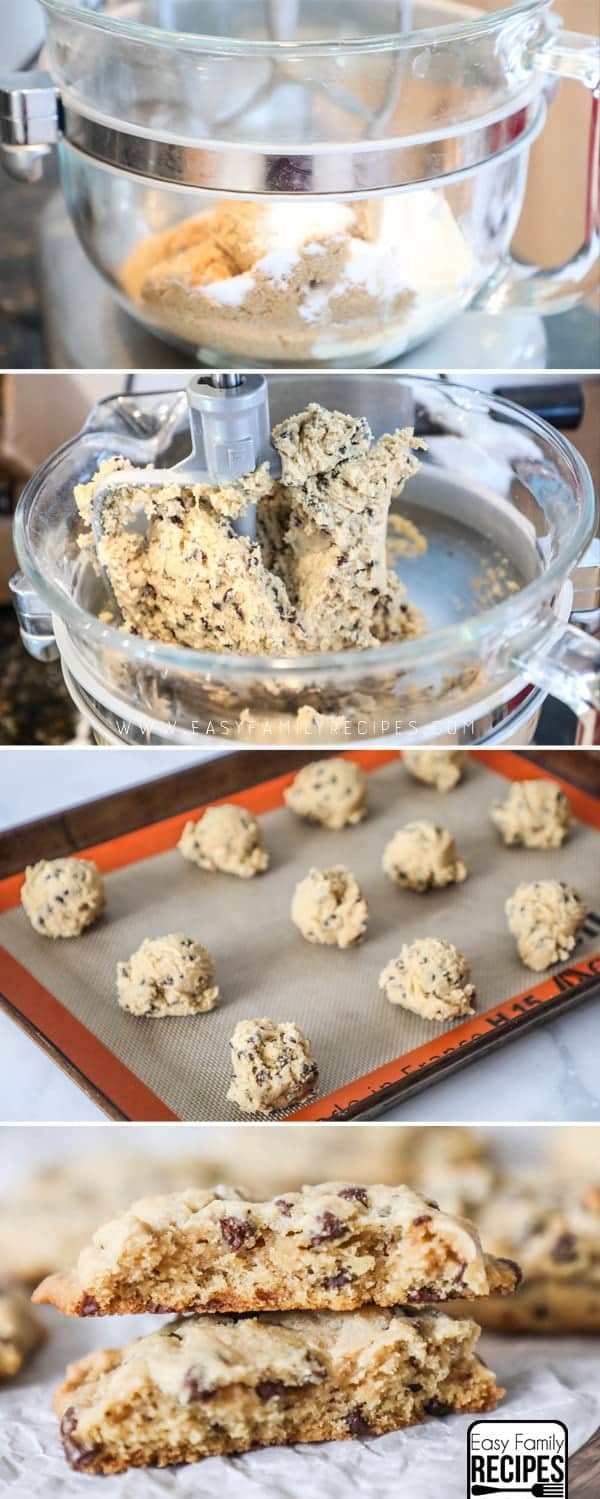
[1,1309,598,1497]
[1,757,599,1120]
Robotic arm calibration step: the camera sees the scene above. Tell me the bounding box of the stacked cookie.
[34,1181,521,1474]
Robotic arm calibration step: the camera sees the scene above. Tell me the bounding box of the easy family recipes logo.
[467,1419,568,1498]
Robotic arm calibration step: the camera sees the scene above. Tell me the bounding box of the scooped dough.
[178,804,268,879]
[226,1018,319,1116]
[403,749,467,792]
[383,821,467,892]
[117,934,219,1016]
[284,758,367,830]
[291,866,368,949]
[506,881,588,972]
[379,938,476,1020]
[20,857,105,939]
[491,780,573,850]
[75,404,425,657]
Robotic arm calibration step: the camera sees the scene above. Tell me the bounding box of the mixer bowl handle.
[513,617,600,743]
[475,30,600,316]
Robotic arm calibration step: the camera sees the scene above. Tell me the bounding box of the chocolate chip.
[310,1211,347,1247]
[338,1186,368,1207]
[425,1398,452,1417]
[497,1256,523,1286]
[346,1407,374,1438]
[184,1369,214,1402]
[551,1232,578,1263]
[256,1380,286,1401]
[79,1294,100,1316]
[412,1214,433,1226]
[63,1438,100,1472]
[60,1410,100,1472]
[275,1198,293,1217]
[406,1286,437,1304]
[60,1408,78,1439]
[322,1268,351,1290]
[219,1216,256,1250]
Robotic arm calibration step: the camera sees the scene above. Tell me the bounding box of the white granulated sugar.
[261,200,354,249]
[202,272,256,306]
[298,286,332,323]
[344,241,406,298]
[256,248,301,285]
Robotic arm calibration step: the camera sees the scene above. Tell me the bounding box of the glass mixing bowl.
[12,373,600,746]
[2,1,598,365]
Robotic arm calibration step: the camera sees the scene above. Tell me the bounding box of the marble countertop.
[1,749,598,1125]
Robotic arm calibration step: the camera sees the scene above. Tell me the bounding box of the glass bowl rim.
[40,0,550,58]
[15,374,597,680]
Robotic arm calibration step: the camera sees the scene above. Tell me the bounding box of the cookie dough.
[117,934,219,1016]
[0,1288,46,1378]
[54,1308,500,1473]
[20,857,105,939]
[491,780,573,849]
[505,880,588,971]
[178,804,268,878]
[272,404,371,487]
[34,1181,519,1317]
[226,1018,318,1116]
[74,403,425,657]
[291,866,368,948]
[379,939,476,1020]
[284,758,367,830]
[403,749,467,792]
[383,821,467,892]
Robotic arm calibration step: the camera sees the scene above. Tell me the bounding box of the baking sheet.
[0,753,599,1121]
[1,1309,599,1498]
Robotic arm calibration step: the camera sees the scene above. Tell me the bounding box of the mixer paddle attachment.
[90,373,277,614]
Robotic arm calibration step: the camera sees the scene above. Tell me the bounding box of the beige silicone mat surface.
[1,757,599,1120]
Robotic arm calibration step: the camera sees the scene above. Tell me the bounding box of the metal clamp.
[0,71,61,183]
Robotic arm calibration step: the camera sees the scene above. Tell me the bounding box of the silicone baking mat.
[0,751,599,1121]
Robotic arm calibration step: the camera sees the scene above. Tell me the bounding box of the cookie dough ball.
[117,934,219,1017]
[491,780,573,850]
[178,804,269,879]
[403,749,467,792]
[227,1017,319,1115]
[379,939,476,1020]
[284,758,367,831]
[20,857,105,939]
[291,865,368,949]
[506,881,588,972]
[383,821,467,893]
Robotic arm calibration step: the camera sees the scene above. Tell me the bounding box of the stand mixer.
[8,373,600,747]
[1,1,598,367]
